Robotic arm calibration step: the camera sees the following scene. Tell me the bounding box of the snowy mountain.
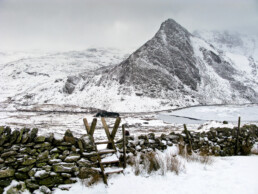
[1,19,258,112]
[79,19,258,111]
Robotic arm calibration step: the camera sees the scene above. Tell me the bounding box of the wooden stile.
[83,117,123,185]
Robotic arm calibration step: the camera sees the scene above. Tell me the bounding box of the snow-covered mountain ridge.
[0,19,258,112]
[79,19,258,111]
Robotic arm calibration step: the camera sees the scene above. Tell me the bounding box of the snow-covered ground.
[1,104,257,141]
[53,155,258,194]
[159,104,258,123]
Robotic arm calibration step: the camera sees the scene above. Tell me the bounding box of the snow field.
[53,151,258,194]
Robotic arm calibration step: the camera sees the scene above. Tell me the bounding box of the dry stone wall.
[0,124,257,193]
[0,127,98,194]
[117,125,258,156]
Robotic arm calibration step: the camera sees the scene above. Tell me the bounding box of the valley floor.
[1,104,257,141]
[53,155,258,194]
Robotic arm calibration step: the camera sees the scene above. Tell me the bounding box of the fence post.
[183,124,192,154]
[235,117,241,155]
[122,124,126,169]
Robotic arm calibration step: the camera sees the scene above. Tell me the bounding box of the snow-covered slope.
[1,19,258,112]
[194,30,258,77]
[0,49,129,111]
[193,31,258,57]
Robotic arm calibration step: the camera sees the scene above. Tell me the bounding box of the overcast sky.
[0,0,258,51]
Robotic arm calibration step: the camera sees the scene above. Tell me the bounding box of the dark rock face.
[117,19,200,91]
[63,76,80,94]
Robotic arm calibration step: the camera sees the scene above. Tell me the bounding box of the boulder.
[14,172,28,181]
[16,128,24,143]
[64,129,76,144]
[80,135,94,151]
[29,128,38,141]
[0,168,15,178]
[37,150,49,161]
[22,158,37,166]
[25,179,39,189]
[34,170,49,179]
[9,130,20,144]
[64,82,75,94]
[21,131,29,143]
[34,142,51,149]
[18,165,34,173]
[53,163,76,173]
[39,186,51,194]
[67,76,80,85]
[5,156,16,164]
[64,154,81,162]
[35,136,46,143]
[1,151,17,158]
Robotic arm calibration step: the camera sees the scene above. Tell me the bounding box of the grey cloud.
[0,0,257,51]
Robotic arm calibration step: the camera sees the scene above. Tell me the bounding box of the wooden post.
[89,118,97,136]
[111,117,121,139]
[83,118,90,134]
[235,117,241,155]
[122,124,126,169]
[183,124,192,154]
[101,117,117,151]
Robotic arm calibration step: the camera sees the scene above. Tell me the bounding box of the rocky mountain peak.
[113,18,200,91]
[155,19,191,43]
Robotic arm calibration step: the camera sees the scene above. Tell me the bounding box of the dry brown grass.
[165,152,184,175]
[128,154,141,176]
[143,152,161,174]
[130,151,185,176]
[129,144,214,177]
[179,145,214,165]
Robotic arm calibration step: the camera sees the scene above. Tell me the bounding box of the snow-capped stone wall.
[117,125,258,156]
[0,127,98,193]
[0,125,257,193]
